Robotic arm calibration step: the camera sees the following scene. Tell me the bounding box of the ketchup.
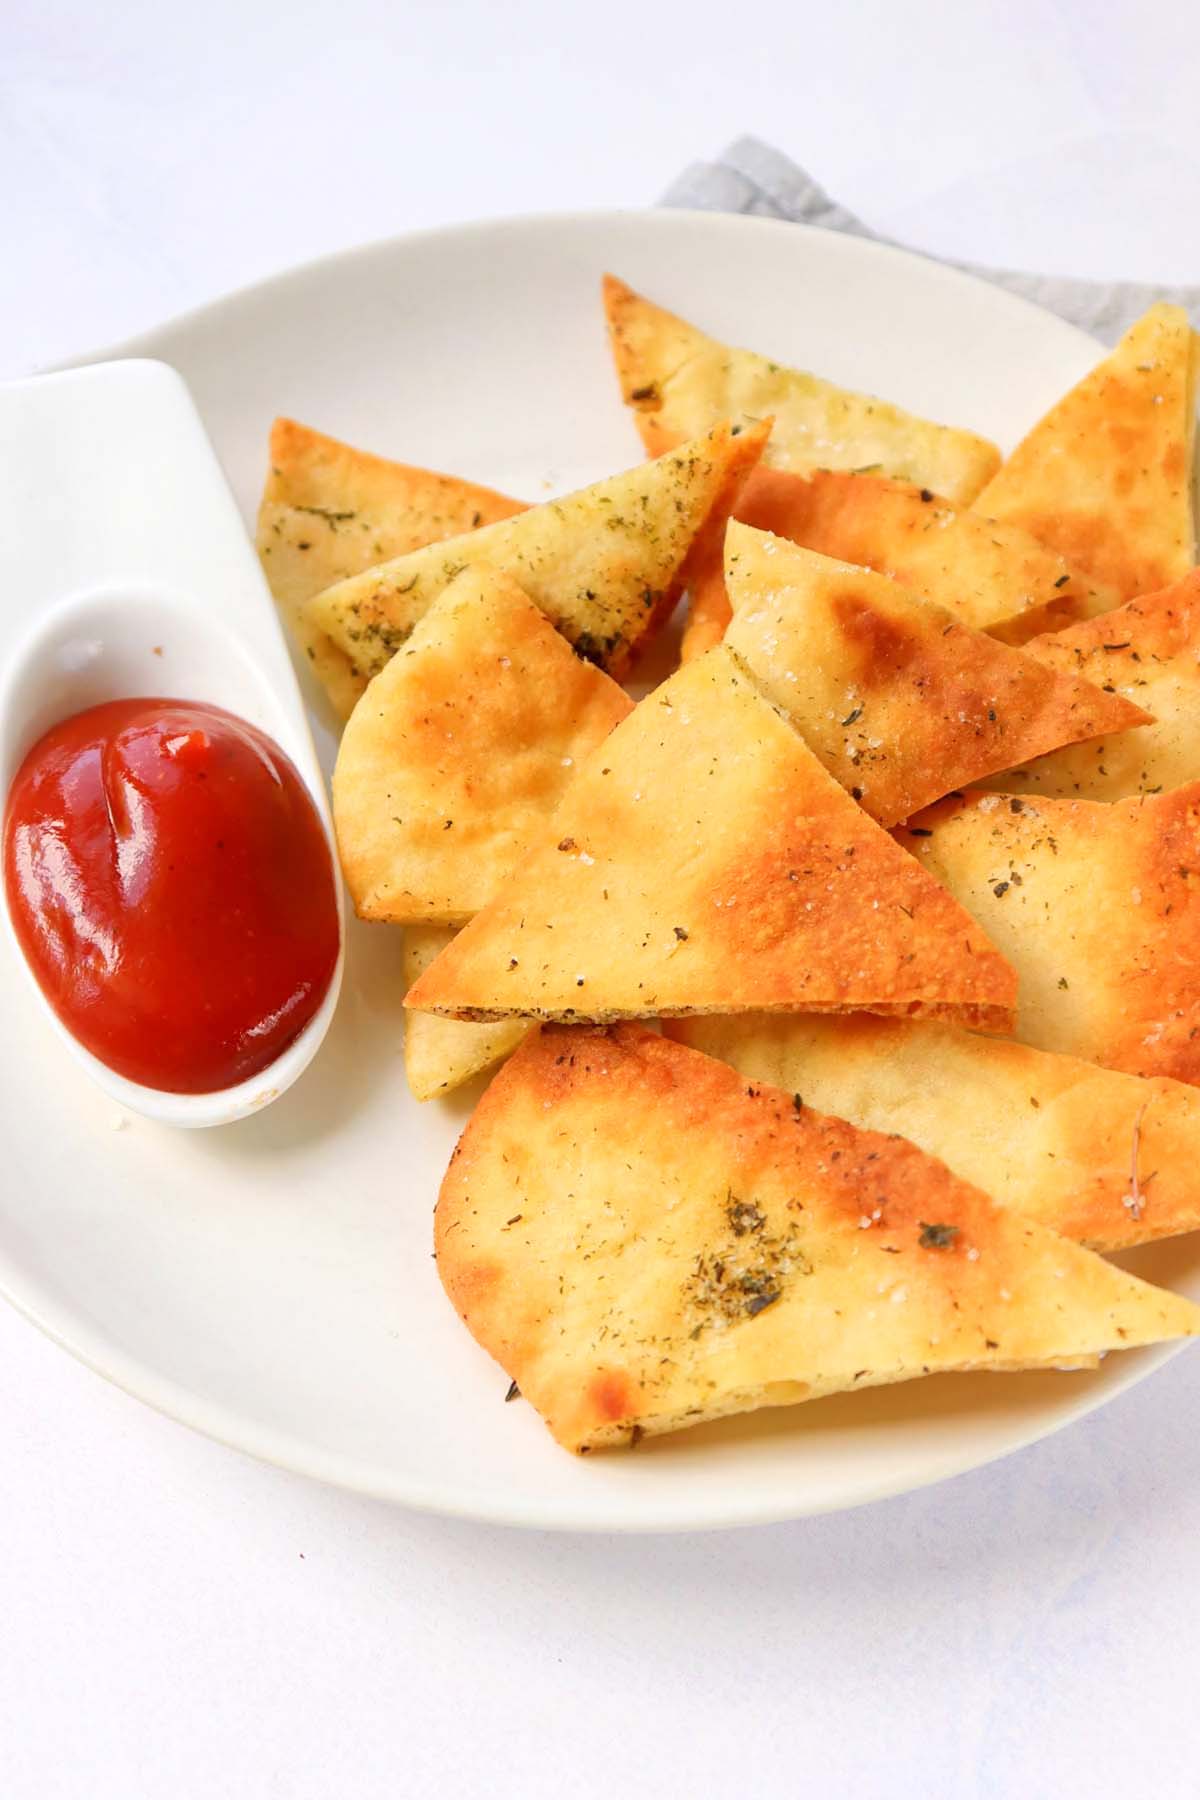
[3,698,339,1094]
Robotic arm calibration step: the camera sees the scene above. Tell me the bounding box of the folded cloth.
[662,136,1198,344]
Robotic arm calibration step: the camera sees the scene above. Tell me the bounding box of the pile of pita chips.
[307,420,769,684]
[437,1025,1200,1451]
[986,570,1200,800]
[973,304,1198,600]
[721,524,1147,824]
[671,1012,1200,1253]
[257,418,525,719]
[603,275,1000,502]
[407,646,1017,1030]
[333,563,632,924]
[283,274,1200,1461]
[682,466,1120,661]
[897,783,1200,1085]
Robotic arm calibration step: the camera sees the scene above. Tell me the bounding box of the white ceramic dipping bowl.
[0,360,343,1127]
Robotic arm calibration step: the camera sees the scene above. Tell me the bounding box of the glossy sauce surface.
[3,698,339,1094]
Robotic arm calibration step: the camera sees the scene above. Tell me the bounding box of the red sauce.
[3,698,339,1094]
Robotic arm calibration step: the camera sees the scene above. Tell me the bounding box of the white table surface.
[4,3,1200,1795]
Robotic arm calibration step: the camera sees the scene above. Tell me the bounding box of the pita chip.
[671,1011,1200,1253]
[897,782,1200,1085]
[307,420,769,684]
[404,926,529,1100]
[437,1024,1200,1451]
[333,563,633,924]
[602,274,1000,503]
[256,417,525,720]
[973,304,1199,600]
[406,647,1016,1030]
[986,570,1200,800]
[723,524,1148,825]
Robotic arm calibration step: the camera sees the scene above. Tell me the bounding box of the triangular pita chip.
[723,524,1148,826]
[333,563,632,924]
[897,782,1200,1085]
[404,925,529,1100]
[671,1011,1200,1253]
[307,421,769,684]
[406,647,1017,1030]
[973,304,1199,600]
[985,570,1200,800]
[256,418,525,720]
[602,274,1000,503]
[682,465,1121,663]
[437,1024,1199,1450]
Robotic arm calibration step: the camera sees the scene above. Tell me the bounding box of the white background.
[4,3,1200,1795]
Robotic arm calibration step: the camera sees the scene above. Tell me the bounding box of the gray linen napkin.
[662,136,1198,343]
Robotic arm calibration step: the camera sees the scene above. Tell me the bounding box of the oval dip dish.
[0,360,344,1128]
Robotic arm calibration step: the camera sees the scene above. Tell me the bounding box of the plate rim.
[9,204,1184,1534]
[53,203,1103,379]
[1,1240,1182,1533]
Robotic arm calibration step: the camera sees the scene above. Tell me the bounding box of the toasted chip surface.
[406,647,1016,1029]
[437,1024,1199,1450]
[898,783,1200,1084]
[973,305,1198,601]
[603,275,1000,503]
[681,562,736,664]
[256,418,525,720]
[680,468,1119,666]
[307,421,768,683]
[333,564,632,924]
[988,571,1200,800]
[671,1011,1200,1252]
[404,926,529,1100]
[729,466,1117,635]
[723,525,1147,825]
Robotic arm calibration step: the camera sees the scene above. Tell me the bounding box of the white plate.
[4,209,1197,1531]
